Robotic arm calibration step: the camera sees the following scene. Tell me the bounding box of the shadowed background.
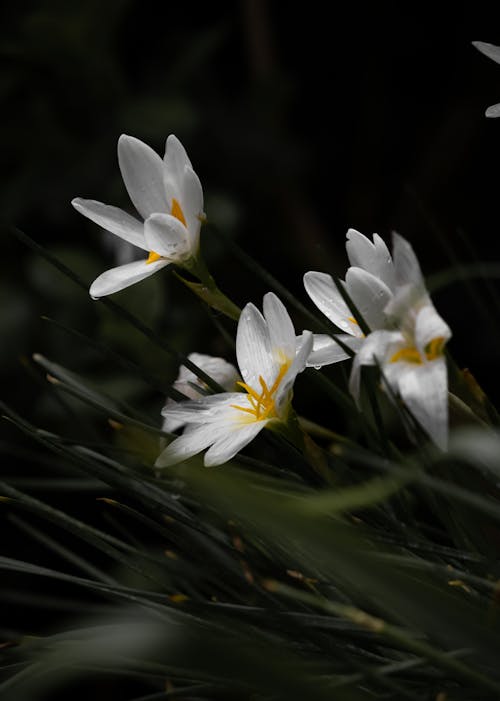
[3,0,500,415]
[1,0,500,474]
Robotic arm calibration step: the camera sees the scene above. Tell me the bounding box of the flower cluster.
[73,134,452,466]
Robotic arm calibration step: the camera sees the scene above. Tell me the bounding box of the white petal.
[392,233,424,289]
[348,330,402,402]
[72,199,148,250]
[176,353,239,390]
[164,359,240,428]
[345,267,393,331]
[472,40,500,65]
[397,358,449,449]
[144,213,191,261]
[303,271,360,336]
[89,258,169,299]
[180,167,204,247]
[275,331,313,413]
[204,421,266,466]
[163,135,193,208]
[164,134,193,173]
[236,303,274,388]
[155,422,225,468]
[263,292,296,364]
[118,135,167,220]
[414,304,451,353]
[346,229,395,290]
[485,103,500,118]
[162,400,184,434]
[305,333,363,368]
[384,283,425,324]
[160,393,242,424]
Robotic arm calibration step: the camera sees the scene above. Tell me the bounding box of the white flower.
[349,305,451,449]
[156,293,313,467]
[305,230,452,448]
[351,234,451,448]
[472,41,500,117]
[303,228,395,367]
[162,353,240,433]
[72,134,204,298]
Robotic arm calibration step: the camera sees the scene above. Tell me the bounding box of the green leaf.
[299,472,416,515]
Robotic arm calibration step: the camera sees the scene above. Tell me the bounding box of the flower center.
[390,336,447,365]
[146,197,187,264]
[230,361,291,422]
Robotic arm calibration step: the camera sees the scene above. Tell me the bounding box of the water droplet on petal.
[313,365,322,371]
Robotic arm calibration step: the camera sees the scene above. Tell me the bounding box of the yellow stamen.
[171,197,187,226]
[146,250,162,264]
[390,347,422,364]
[390,336,446,365]
[230,360,291,422]
[425,336,446,361]
[348,316,358,325]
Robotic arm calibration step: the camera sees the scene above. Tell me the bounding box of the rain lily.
[305,230,452,448]
[156,293,313,467]
[72,134,204,298]
[472,41,500,117]
[162,353,240,433]
[303,228,395,367]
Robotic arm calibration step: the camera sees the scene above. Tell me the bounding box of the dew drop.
[313,365,322,371]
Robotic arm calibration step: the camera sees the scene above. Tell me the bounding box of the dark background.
[2,0,500,439]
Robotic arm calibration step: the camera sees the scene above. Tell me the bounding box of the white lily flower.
[304,228,394,367]
[72,134,204,298]
[349,234,452,448]
[472,41,500,117]
[162,353,240,433]
[349,304,451,449]
[156,293,313,467]
[305,230,452,448]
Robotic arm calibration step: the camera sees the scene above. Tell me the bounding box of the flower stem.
[178,257,241,321]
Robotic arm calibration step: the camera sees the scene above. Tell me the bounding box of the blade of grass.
[11,228,224,393]
[32,353,153,425]
[268,581,500,697]
[299,472,416,516]
[7,513,116,585]
[41,315,187,401]
[0,479,180,588]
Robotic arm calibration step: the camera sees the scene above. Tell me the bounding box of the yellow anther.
[171,197,187,226]
[348,316,358,325]
[390,335,446,365]
[230,360,291,422]
[425,336,446,361]
[390,347,422,364]
[146,250,162,264]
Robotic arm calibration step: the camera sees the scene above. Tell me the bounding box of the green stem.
[178,256,241,321]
